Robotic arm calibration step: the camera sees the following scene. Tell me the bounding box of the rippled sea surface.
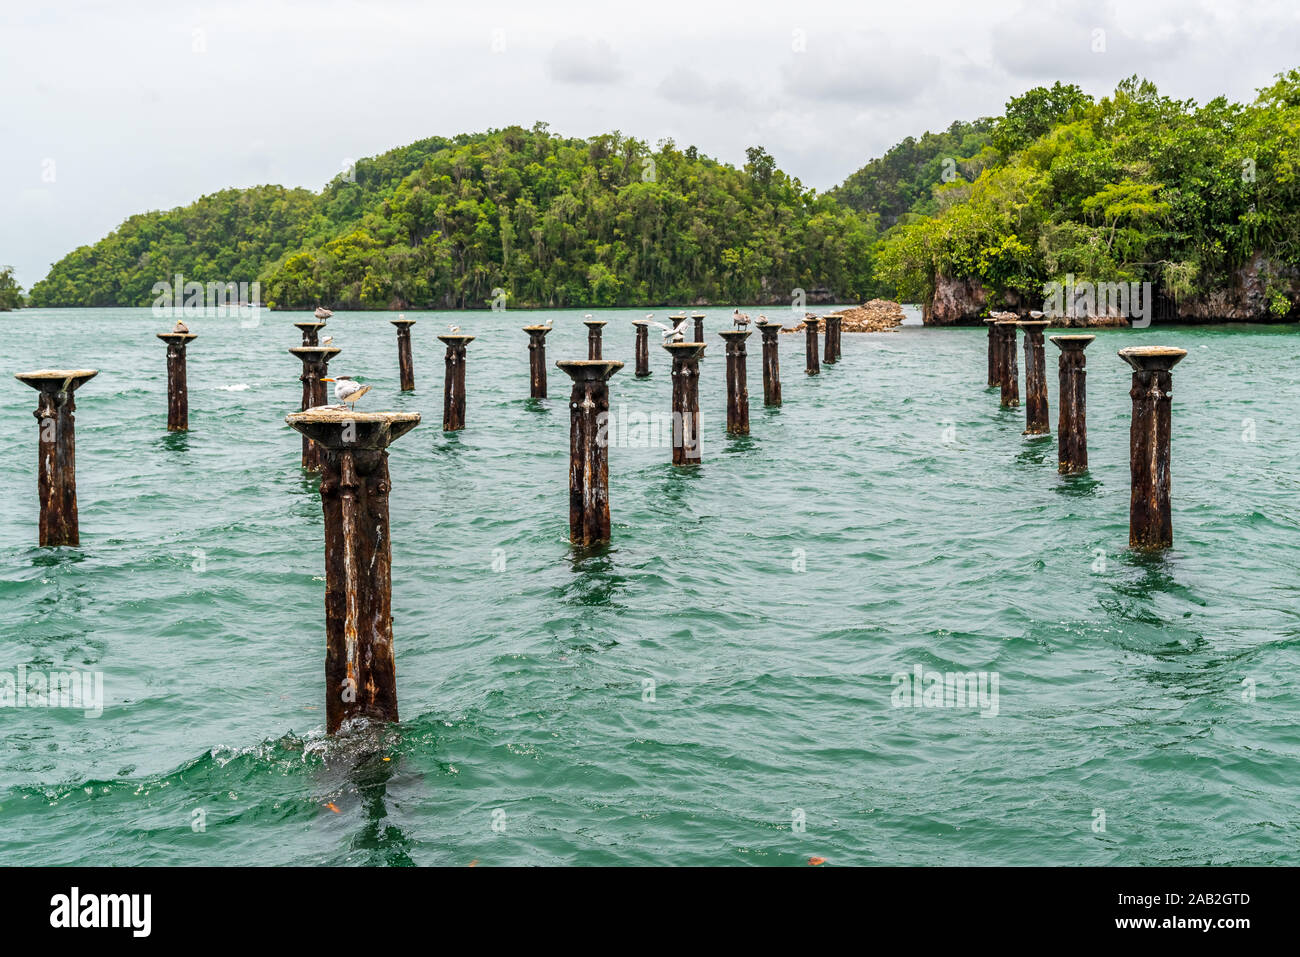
[2,306,1298,866]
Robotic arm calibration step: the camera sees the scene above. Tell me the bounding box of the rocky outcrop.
[782,299,906,334]
[1175,254,1300,322]
[925,275,988,325]
[924,255,1300,326]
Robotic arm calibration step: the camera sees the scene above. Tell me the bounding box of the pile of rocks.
[780,299,907,334]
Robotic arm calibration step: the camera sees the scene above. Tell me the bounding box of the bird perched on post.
[314,307,333,320]
[173,319,189,334]
[320,376,370,410]
[447,323,461,334]
[649,316,688,342]
[732,309,751,331]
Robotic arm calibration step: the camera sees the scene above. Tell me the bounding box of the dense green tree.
[991,81,1094,155]
[0,266,23,310]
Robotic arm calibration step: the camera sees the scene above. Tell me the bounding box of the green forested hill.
[829,118,996,230]
[28,126,877,309]
[872,74,1300,316]
[26,73,1300,315]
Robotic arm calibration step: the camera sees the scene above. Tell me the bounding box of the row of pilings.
[17,309,851,733]
[13,308,844,553]
[17,307,1191,736]
[984,315,1186,550]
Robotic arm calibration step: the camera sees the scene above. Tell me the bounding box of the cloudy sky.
[3,0,1298,289]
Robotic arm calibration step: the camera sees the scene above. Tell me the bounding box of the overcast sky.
[3,0,1298,288]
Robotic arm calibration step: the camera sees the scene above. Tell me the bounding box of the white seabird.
[649,317,688,342]
[320,375,371,410]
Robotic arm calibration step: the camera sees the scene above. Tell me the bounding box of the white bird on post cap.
[649,316,688,342]
[314,306,332,320]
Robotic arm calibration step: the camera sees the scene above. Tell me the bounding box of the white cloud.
[546,36,624,85]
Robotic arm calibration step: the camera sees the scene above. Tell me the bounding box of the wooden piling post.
[391,318,416,391]
[584,319,607,360]
[295,321,325,347]
[290,346,341,470]
[439,333,474,431]
[692,313,706,343]
[15,370,98,547]
[983,316,1001,388]
[995,319,1019,407]
[1051,335,1094,474]
[524,324,551,398]
[285,408,420,733]
[1119,346,1187,550]
[757,320,782,407]
[718,329,751,435]
[1018,319,1050,435]
[556,360,623,546]
[631,320,651,378]
[804,316,822,376]
[823,315,840,365]
[664,342,706,465]
[157,331,197,431]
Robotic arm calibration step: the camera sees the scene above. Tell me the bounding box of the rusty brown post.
[804,316,822,375]
[295,321,325,347]
[757,320,782,407]
[290,345,341,470]
[391,318,416,391]
[996,319,1019,407]
[823,315,840,365]
[584,319,607,360]
[1018,319,1050,435]
[665,341,706,465]
[157,331,197,431]
[1051,336,1094,474]
[1119,346,1187,550]
[632,320,651,378]
[15,370,98,547]
[524,324,551,398]
[833,315,842,360]
[983,316,1001,388]
[439,333,474,431]
[718,330,751,435]
[691,314,705,343]
[285,407,420,733]
[556,360,623,546]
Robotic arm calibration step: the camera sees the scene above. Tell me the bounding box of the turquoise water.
[1,307,1298,866]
